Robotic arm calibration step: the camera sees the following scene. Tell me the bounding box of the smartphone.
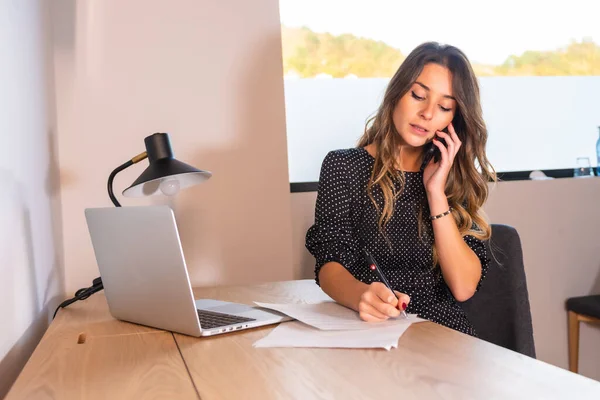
[420,127,448,171]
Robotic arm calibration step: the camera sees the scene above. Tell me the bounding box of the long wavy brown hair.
[357,42,496,262]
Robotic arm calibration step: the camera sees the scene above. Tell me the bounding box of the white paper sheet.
[253,320,414,350]
[254,301,419,331]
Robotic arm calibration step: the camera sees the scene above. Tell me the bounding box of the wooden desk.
[7,280,600,399]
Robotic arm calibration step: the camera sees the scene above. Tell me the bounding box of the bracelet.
[430,207,453,221]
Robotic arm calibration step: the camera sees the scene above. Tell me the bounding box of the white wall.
[52,0,294,294]
[0,0,63,397]
[291,177,600,381]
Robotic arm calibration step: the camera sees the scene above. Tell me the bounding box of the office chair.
[460,224,536,358]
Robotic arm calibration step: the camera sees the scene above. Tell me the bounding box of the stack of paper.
[252,301,426,350]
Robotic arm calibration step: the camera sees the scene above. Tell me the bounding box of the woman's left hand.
[423,122,462,195]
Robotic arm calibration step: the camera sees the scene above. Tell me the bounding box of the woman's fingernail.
[402,303,407,310]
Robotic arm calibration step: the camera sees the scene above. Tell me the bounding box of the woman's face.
[392,63,456,148]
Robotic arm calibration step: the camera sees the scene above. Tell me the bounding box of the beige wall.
[52,0,294,294]
[0,0,64,397]
[291,178,600,381]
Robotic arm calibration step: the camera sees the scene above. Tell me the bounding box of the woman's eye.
[439,105,452,112]
[411,91,425,101]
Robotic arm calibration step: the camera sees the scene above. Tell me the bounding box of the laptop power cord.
[52,277,104,319]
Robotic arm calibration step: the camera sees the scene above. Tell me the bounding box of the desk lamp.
[53,132,212,318]
[109,132,212,205]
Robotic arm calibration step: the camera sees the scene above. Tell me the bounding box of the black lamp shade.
[122,133,212,197]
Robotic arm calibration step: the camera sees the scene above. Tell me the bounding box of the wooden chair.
[566,295,600,373]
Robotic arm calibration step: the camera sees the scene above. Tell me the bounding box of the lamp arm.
[107,152,148,207]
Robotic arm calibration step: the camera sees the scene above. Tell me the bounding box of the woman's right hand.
[357,282,411,322]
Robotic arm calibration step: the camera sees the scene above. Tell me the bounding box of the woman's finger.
[372,300,401,318]
[359,311,388,323]
[367,285,400,317]
[358,301,389,321]
[447,122,461,143]
[435,130,455,158]
[447,123,462,155]
[394,291,411,310]
[432,138,449,165]
[372,282,397,304]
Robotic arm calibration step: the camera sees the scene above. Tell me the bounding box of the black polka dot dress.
[305,148,490,336]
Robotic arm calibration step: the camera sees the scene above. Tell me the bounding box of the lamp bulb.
[159,179,180,196]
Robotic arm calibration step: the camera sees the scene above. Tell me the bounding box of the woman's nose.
[419,103,435,120]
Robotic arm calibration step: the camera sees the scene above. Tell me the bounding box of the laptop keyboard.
[197,309,256,329]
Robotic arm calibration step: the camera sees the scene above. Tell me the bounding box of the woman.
[305,41,496,336]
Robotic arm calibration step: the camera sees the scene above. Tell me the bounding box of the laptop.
[84,205,290,337]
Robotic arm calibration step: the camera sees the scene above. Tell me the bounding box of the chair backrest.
[460,224,536,358]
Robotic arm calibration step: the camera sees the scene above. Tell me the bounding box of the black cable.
[53,277,104,319]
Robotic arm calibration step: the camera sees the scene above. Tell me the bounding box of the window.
[279,0,600,184]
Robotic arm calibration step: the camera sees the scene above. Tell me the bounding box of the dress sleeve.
[463,233,490,292]
[305,151,360,286]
